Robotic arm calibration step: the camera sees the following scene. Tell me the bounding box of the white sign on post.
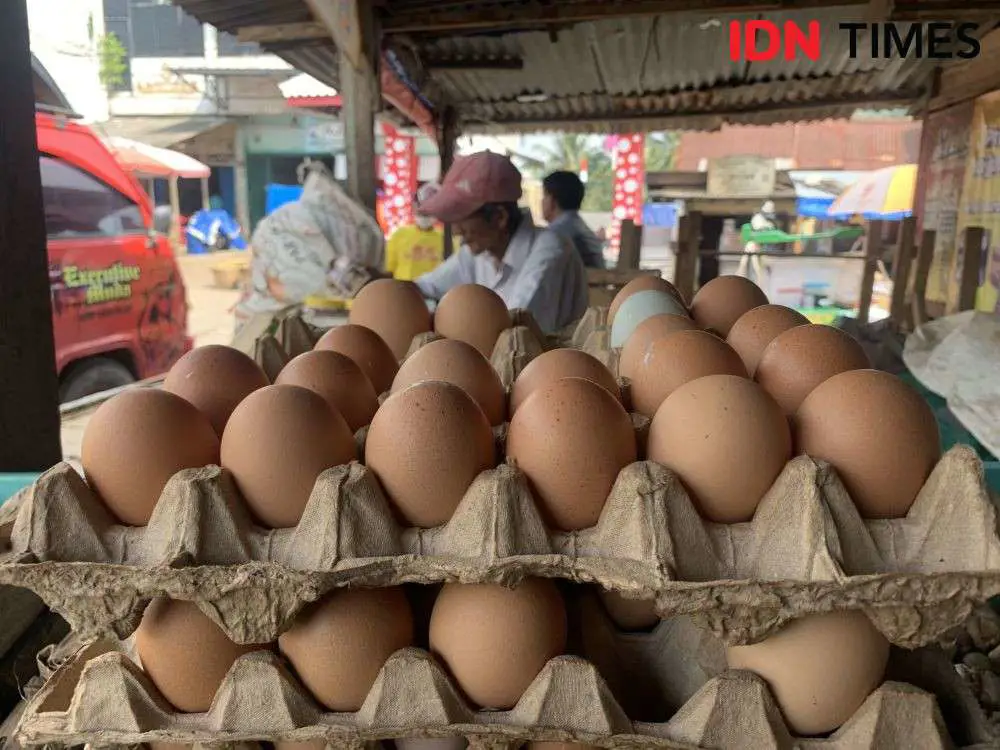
[706,155,777,197]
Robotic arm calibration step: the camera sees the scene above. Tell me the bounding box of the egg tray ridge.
[256,309,550,390]
[13,604,994,750]
[1,438,998,648]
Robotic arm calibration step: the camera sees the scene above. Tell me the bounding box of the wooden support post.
[910,229,936,328]
[889,216,917,328]
[616,220,642,271]
[168,176,183,254]
[955,225,985,312]
[856,219,883,325]
[438,105,460,259]
[200,176,211,211]
[673,212,701,304]
[337,2,379,213]
[0,0,62,470]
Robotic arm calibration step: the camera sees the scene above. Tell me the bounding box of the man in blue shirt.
[541,170,606,269]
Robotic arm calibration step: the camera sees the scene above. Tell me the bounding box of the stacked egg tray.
[13,589,999,750]
[255,308,551,390]
[6,305,1000,749]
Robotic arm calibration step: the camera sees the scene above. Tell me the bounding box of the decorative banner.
[955,92,1000,314]
[915,101,974,307]
[608,134,646,255]
[381,123,417,235]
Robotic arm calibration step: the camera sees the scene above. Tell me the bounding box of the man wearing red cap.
[415,151,588,333]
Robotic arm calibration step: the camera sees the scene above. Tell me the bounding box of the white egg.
[610,289,690,348]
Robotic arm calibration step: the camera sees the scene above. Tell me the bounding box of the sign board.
[304,0,363,70]
[305,121,346,151]
[706,155,777,197]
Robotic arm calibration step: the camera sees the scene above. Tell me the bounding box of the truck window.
[40,155,145,239]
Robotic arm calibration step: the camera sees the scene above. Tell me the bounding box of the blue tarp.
[266,183,304,215]
[185,209,248,254]
[796,196,835,218]
[642,202,678,227]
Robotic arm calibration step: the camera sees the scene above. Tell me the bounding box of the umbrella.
[826,164,916,220]
[103,136,211,180]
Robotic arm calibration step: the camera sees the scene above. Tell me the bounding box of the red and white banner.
[608,133,645,254]
[381,123,417,235]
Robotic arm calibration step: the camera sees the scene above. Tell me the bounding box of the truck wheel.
[59,358,135,403]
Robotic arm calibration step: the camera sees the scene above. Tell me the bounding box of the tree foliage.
[514,132,679,212]
[98,33,128,91]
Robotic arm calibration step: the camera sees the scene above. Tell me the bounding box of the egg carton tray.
[13,592,997,750]
[256,310,549,390]
[1,421,999,649]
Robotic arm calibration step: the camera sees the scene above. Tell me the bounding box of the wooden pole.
[955,225,985,313]
[856,219,883,325]
[200,176,211,211]
[168,176,183,254]
[617,219,642,271]
[0,0,61,470]
[673,211,701,304]
[888,215,917,327]
[910,229,936,328]
[339,2,379,213]
[439,105,460,259]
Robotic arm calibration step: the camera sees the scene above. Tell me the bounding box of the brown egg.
[726,305,810,376]
[794,369,941,518]
[598,589,659,631]
[366,381,495,527]
[392,339,506,426]
[629,330,747,417]
[755,324,870,415]
[689,275,769,337]
[275,350,378,432]
[648,375,791,523]
[509,348,619,417]
[508,378,636,530]
[221,385,356,528]
[81,389,220,525]
[163,345,269,438]
[608,275,685,324]
[314,324,399,394]
[135,598,265,713]
[618,313,698,380]
[279,587,413,712]
[349,279,432,360]
[727,611,889,735]
[429,579,567,709]
[433,283,512,358]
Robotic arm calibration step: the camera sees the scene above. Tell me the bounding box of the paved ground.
[60,251,243,465]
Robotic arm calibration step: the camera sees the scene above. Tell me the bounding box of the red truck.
[37,113,192,401]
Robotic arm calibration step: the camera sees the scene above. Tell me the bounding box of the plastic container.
[0,472,40,508]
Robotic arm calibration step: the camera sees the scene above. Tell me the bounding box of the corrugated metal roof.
[674,120,922,170]
[168,0,953,133]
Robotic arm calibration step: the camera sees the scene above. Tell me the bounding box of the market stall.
[6,1,1000,749]
[103,136,212,251]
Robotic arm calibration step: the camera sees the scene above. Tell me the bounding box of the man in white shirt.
[415,152,588,334]
[739,199,776,283]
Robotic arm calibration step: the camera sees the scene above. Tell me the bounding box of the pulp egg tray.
[1,433,998,648]
[13,597,994,750]
[256,310,549,390]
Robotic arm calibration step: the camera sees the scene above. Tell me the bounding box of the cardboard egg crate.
[255,310,550,390]
[0,415,998,650]
[13,591,996,750]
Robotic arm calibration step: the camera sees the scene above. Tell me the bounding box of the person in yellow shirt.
[385,202,445,281]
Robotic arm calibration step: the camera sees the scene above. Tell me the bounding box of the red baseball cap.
[418,151,523,223]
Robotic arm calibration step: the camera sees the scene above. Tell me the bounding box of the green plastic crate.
[0,473,39,509]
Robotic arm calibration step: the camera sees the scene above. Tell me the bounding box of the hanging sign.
[707,155,776,197]
[608,134,645,255]
[381,123,417,235]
